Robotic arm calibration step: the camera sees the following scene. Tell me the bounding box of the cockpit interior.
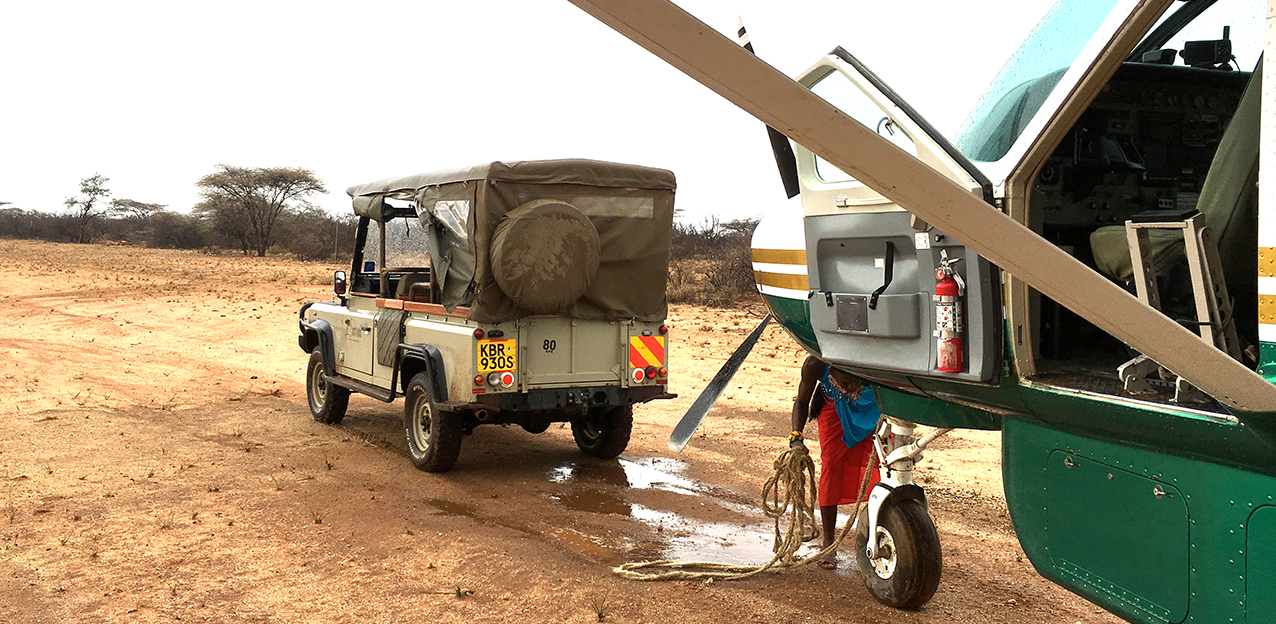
[1026,0,1261,411]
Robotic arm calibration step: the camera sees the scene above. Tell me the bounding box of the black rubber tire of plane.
[855,498,943,610]
[403,372,463,473]
[306,350,349,425]
[571,405,633,459]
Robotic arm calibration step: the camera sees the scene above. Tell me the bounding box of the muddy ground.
[0,240,1120,623]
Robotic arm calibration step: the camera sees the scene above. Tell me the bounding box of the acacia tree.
[63,174,112,243]
[196,165,326,256]
[110,198,166,221]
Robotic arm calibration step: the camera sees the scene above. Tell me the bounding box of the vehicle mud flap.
[376,309,407,367]
[398,344,448,402]
[302,318,337,375]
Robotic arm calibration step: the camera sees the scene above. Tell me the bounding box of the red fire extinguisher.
[934,250,965,373]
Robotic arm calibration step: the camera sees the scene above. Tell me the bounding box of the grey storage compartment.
[829,293,921,338]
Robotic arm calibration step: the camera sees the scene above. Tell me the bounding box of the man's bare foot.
[818,553,837,570]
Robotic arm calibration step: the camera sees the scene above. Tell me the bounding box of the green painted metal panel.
[1045,450,1189,622]
[759,293,819,354]
[1260,341,1276,384]
[1003,419,1276,624]
[875,383,1005,430]
[1247,506,1276,623]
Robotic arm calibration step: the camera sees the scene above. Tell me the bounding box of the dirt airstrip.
[0,240,1121,623]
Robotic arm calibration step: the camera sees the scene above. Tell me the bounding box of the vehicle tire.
[571,405,633,459]
[306,350,349,425]
[403,372,462,472]
[855,498,943,610]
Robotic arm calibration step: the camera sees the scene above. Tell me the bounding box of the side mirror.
[333,271,347,297]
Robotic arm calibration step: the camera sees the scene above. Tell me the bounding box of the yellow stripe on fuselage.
[1260,295,1276,324]
[751,248,806,265]
[753,270,808,291]
[1261,247,1276,278]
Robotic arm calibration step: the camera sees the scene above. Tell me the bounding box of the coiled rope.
[613,416,884,582]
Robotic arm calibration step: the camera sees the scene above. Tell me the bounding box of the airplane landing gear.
[855,419,948,610]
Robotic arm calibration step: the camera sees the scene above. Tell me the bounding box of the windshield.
[955,0,1124,162]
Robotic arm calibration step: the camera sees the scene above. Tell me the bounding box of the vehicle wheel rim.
[870,526,897,579]
[411,394,432,452]
[310,360,327,407]
[581,419,603,441]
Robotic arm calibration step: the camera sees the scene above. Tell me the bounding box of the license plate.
[477,339,517,373]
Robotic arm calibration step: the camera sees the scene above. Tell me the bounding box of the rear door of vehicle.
[519,317,625,388]
[797,49,1000,383]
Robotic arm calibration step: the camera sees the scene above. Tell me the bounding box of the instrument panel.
[1035,63,1249,228]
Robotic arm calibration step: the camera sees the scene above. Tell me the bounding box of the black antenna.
[737,17,800,199]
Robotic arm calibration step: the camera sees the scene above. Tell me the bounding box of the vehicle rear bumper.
[466,385,674,413]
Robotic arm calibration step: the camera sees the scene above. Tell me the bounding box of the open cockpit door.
[794,49,1001,383]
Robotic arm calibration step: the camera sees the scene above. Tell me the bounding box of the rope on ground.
[613,416,885,582]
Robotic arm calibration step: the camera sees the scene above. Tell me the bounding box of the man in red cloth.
[790,355,881,569]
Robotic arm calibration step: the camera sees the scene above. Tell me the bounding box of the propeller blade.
[736,17,799,199]
[667,313,772,453]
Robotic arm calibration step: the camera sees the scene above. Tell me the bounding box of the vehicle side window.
[362,223,381,274]
[384,217,430,268]
[809,69,918,184]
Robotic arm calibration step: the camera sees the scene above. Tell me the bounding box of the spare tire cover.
[489,199,600,314]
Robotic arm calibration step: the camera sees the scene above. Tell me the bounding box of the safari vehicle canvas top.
[298,159,677,473]
[345,158,676,323]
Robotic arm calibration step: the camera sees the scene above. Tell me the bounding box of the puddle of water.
[542,456,819,566]
[629,504,811,566]
[547,457,698,495]
[544,526,621,565]
[549,488,631,516]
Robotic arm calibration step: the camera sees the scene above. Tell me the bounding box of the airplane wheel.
[855,498,942,610]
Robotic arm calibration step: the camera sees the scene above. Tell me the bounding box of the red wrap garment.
[816,397,881,507]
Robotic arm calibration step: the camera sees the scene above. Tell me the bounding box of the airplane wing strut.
[567,0,1276,413]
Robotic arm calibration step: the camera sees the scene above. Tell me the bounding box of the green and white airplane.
[573,0,1276,621]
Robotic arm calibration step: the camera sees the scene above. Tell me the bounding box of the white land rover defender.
[298,160,677,472]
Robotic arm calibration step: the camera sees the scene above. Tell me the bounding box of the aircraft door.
[797,50,1000,382]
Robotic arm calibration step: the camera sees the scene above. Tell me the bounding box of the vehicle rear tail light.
[487,372,501,386]
[473,328,485,339]
[658,367,668,378]
[645,366,658,380]
[499,371,515,388]
[632,368,645,383]
[659,324,669,335]
[474,374,486,386]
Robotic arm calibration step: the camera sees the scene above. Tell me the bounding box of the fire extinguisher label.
[935,300,957,334]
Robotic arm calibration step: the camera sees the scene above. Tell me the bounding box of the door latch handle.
[361,326,372,333]
[1063,456,1077,468]
[1153,485,1174,499]
[868,241,895,310]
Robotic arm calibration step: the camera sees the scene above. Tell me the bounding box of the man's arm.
[790,355,826,445]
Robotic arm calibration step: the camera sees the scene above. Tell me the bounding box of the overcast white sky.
[0,1,1053,224]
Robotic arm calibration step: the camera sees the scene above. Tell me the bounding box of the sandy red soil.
[0,240,1120,623]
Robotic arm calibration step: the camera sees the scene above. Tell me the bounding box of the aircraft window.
[1151,0,1264,68]
[956,0,1125,163]
[809,70,917,184]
